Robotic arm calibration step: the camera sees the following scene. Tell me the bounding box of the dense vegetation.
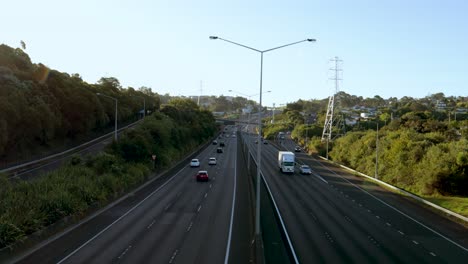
[0,99,217,248]
[261,94,468,199]
[0,44,217,248]
[0,44,160,164]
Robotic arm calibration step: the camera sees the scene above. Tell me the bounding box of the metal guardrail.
[0,120,141,174]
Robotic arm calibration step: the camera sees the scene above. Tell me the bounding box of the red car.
[196,170,209,182]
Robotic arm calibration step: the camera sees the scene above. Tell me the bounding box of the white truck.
[278,151,295,173]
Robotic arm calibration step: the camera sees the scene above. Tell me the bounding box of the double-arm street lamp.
[97,93,118,141]
[210,36,316,240]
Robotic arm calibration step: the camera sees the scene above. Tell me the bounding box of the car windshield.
[283,162,294,166]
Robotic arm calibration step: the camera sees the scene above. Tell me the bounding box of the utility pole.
[272,103,275,124]
[198,80,203,106]
[375,122,379,179]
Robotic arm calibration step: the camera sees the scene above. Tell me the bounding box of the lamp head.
[307,38,316,42]
[209,36,218,40]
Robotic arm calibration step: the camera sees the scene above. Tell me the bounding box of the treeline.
[329,129,468,196]
[261,98,468,197]
[0,99,217,248]
[0,44,159,162]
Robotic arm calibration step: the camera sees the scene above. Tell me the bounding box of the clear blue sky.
[2,0,467,107]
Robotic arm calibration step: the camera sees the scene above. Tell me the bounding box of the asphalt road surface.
[243,131,468,263]
[13,126,254,264]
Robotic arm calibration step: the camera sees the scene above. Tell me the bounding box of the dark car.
[220,141,225,147]
[217,147,223,153]
[263,140,268,144]
[212,140,218,145]
[294,146,301,152]
[196,170,209,181]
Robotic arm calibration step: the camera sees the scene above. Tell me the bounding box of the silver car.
[299,165,312,175]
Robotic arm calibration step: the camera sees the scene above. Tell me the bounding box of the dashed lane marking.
[169,249,179,263]
[146,220,156,229]
[117,245,132,259]
[187,222,193,232]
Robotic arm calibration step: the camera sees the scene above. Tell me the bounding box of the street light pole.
[97,93,118,141]
[133,95,146,118]
[375,122,379,179]
[211,36,316,240]
[272,103,275,124]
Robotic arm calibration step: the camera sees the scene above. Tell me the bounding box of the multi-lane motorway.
[7,124,468,263]
[11,126,254,264]
[243,131,468,263]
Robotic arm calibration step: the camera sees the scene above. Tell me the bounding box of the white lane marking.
[186,222,193,232]
[386,222,391,227]
[376,215,380,219]
[169,249,179,263]
[197,205,202,212]
[224,147,237,264]
[316,160,468,252]
[209,184,212,188]
[204,193,208,198]
[57,165,186,263]
[398,230,405,235]
[316,174,328,184]
[117,245,132,259]
[430,252,437,257]
[413,240,419,245]
[146,220,156,229]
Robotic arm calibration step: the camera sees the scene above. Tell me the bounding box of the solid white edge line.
[316,161,468,253]
[248,148,300,264]
[224,144,237,264]
[56,166,185,264]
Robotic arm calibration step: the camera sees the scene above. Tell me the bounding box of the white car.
[208,157,217,165]
[299,165,312,175]
[190,159,200,167]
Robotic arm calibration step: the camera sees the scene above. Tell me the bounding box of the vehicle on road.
[190,159,200,167]
[217,147,223,153]
[219,141,225,147]
[213,140,218,145]
[208,157,217,165]
[263,140,268,144]
[196,170,209,181]
[299,165,312,175]
[294,146,301,152]
[278,151,295,173]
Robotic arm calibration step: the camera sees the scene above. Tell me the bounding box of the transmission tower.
[322,56,344,142]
